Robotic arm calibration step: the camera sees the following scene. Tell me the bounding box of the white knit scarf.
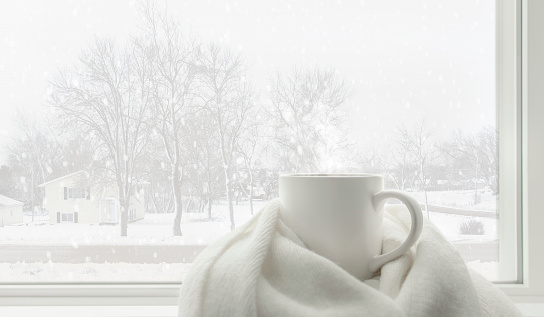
[178,199,521,317]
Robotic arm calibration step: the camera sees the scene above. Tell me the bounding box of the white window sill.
[517,303,544,317]
[0,303,543,317]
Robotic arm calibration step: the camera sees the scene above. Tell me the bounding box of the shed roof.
[0,194,24,207]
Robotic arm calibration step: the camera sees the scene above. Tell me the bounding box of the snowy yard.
[0,262,192,282]
[0,200,268,246]
[0,193,499,282]
[0,195,497,246]
[410,189,497,212]
[0,201,266,282]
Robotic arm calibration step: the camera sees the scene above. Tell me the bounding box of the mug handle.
[368,190,424,273]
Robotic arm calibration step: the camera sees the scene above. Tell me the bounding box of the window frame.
[0,0,542,307]
[496,0,522,283]
[499,0,544,301]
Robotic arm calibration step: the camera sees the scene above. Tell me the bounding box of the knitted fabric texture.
[178,199,520,317]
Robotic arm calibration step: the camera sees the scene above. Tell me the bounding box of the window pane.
[69,188,85,199]
[0,0,510,283]
[61,213,74,223]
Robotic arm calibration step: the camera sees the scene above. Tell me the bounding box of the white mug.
[279,173,423,280]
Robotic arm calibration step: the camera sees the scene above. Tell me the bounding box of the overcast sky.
[0,0,495,164]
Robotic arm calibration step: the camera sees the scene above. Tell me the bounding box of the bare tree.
[184,111,224,220]
[267,67,353,173]
[387,133,417,191]
[7,111,59,219]
[197,44,252,230]
[395,120,437,217]
[477,127,499,195]
[140,2,201,235]
[147,173,174,214]
[52,132,96,177]
[0,165,19,200]
[142,136,175,214]
[235,106,266,215]
[438,126,498,202]
[49,37,154,236]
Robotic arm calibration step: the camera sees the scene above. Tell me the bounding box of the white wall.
[0,205,23,226]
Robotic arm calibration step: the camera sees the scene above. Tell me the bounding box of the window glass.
[69,188,86,199]
[0,0,504,283]
[61,213,74,223]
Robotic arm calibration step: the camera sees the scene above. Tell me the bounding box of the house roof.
[38,170,89,188]
[0,194,24,206]
[38,170,149,188]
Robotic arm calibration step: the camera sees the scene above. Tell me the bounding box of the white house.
[0,194,24,226]
[38,170,146,224]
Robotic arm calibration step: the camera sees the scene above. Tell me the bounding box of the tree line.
[0,2,498,236]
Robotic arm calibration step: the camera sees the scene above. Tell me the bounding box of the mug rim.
[280,173,382,179]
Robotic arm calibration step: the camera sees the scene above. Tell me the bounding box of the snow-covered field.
[430,212,496,242]
[0,201,267,246]
[0,262,191,282]
[0,202,496,246]
[411,189,497,212]
[0,192,500,282]
[466,261,499,281]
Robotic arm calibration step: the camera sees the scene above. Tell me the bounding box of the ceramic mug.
[279,173,423,280]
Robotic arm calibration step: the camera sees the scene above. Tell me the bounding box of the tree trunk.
[474,158,480,205]
[172,168,183,236]
[224,172,235,230]
[198,200,204,213]
[150,187,159,213]
[424,190,430,219]
[249,173,254,215]
[249,186,254,215]
[30,169,34,222]
[116,168,128,237]
[419,162,430,219]
[120,198,128,237]
[207,197,212,220]
[401,167,406,191]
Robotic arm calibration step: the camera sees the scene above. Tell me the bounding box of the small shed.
[0,194,24,226]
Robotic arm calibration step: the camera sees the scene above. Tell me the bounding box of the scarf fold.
[179,199,520,317]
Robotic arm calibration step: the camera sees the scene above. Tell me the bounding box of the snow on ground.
[9,199,497,247]
[466,261,499,281]
[0,200,268,246]
[1,198,495,246]
[0,196,500,282]
[429,212,497,242]
[411,189,497,212]
[0,262,191,282]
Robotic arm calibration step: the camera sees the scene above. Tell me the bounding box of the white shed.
[0,194,24,226]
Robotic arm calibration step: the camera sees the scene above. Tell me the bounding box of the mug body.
[279,173,384,280]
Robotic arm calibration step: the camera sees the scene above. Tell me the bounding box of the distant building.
[38,170,145,224]
[0,194,24,226]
